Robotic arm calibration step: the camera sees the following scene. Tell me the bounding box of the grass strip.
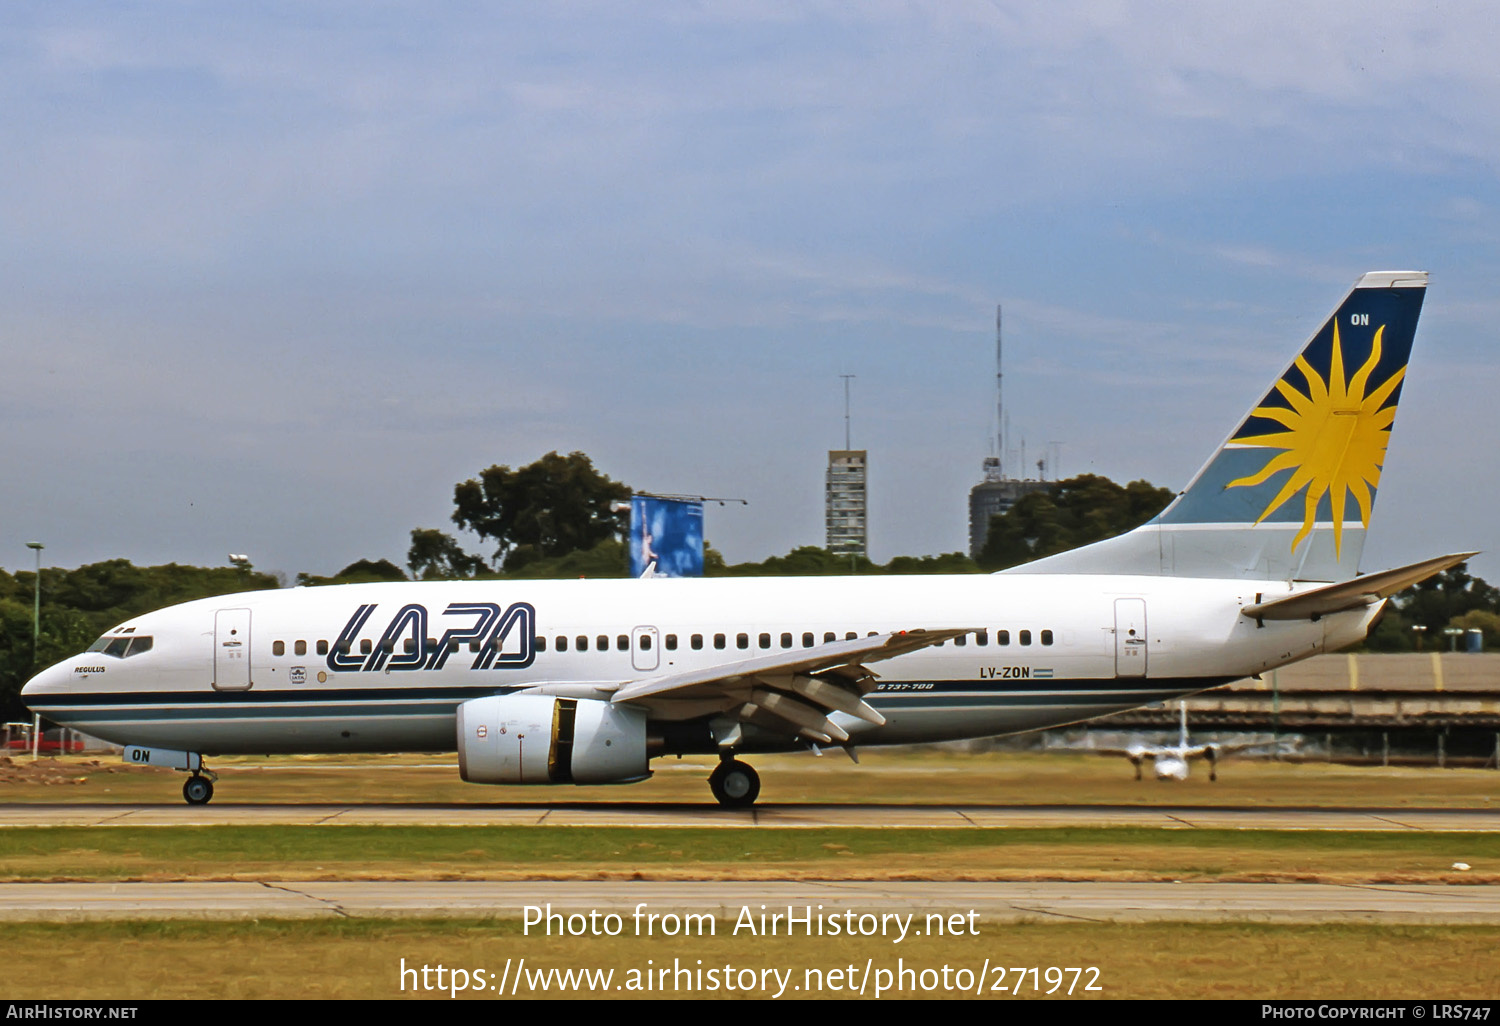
[2,918,1497,999]
[2,825,1495,882]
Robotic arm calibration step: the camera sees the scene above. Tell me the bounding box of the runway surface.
[2,802,1499,830]
[2,880,1498,923]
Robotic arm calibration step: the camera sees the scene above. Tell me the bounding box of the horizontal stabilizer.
[1241,552,1476,621]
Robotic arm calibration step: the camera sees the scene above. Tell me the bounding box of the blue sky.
[2,2,1496,582]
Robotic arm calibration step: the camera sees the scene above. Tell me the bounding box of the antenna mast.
[982,305,1005,482]
[840,374,856,450]
[996,305,1004,479]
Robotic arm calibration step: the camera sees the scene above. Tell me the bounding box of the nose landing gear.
[122,745,217,805]
[708,758,760,808]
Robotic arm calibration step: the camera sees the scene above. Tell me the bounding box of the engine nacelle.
[456,694,649,785]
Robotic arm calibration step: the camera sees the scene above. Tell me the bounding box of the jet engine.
[456,694,649,785]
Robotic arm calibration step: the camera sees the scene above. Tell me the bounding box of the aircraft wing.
[1241,552,1477,621]
[608,628,976,743]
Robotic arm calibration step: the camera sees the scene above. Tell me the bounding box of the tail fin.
[1007,271,1428,582]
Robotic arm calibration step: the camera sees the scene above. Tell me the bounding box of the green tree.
[501,538,630,579]
[407,529,488,580]
[718,546,878,576]
[886,552,981,575]
[977,474,1174,571]
[297,559,409,587]
[452,451,631,572]
[1450,609,1500,650]
[1397,563,1500,633]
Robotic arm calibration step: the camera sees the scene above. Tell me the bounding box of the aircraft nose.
[21,658,75,702]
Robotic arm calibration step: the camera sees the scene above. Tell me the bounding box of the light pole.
[26,542,43,658]
[25,542,42,760]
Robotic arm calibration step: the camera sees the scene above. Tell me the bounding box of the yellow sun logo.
[1226,321,1404,556]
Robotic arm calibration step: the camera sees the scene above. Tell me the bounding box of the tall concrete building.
[968,476,1047,559]
[825,450,868,559]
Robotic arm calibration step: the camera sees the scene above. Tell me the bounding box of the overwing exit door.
[631,626,659,672]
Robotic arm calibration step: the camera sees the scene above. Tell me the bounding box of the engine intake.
[456,694,649,785]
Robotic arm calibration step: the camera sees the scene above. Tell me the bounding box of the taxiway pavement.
[1,880,1497,923]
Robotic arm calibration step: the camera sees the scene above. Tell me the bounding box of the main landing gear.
[182,768,218,805]
[708,757,760,808]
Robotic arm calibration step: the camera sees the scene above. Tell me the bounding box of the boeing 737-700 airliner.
[23,271,1469,806]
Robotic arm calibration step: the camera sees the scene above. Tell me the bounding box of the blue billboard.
[629,496,704,577]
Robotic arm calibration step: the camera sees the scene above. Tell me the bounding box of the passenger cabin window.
[1020,630,1032,646]
[403,638,417,655]
[803,632,815,648]
[317,640,329,655]
[556,636,568,652]
[976,630,989,646]
[691,634,703,650]
[597,635,608,652]
[954,635,966,646]
[535,636,547,653]
[736,633,749,650]
[780,632,792,648]
[273,641,285,656]
[639,635,652,651]
[295,640,307,657]
[997,630,1010,646]
[845,632,857,641]
[824,632,836,643]
[576,635,589,652]
[360,639,372,655]
[665,634,677,650]
[758,633,771,649]
[1041,629,1054,646]
[715,634,727,650]
[617,635,628,651]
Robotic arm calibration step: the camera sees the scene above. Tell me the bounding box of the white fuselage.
[22,573,1374,757]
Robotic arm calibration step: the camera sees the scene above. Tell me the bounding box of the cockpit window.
[88,635,153,658]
